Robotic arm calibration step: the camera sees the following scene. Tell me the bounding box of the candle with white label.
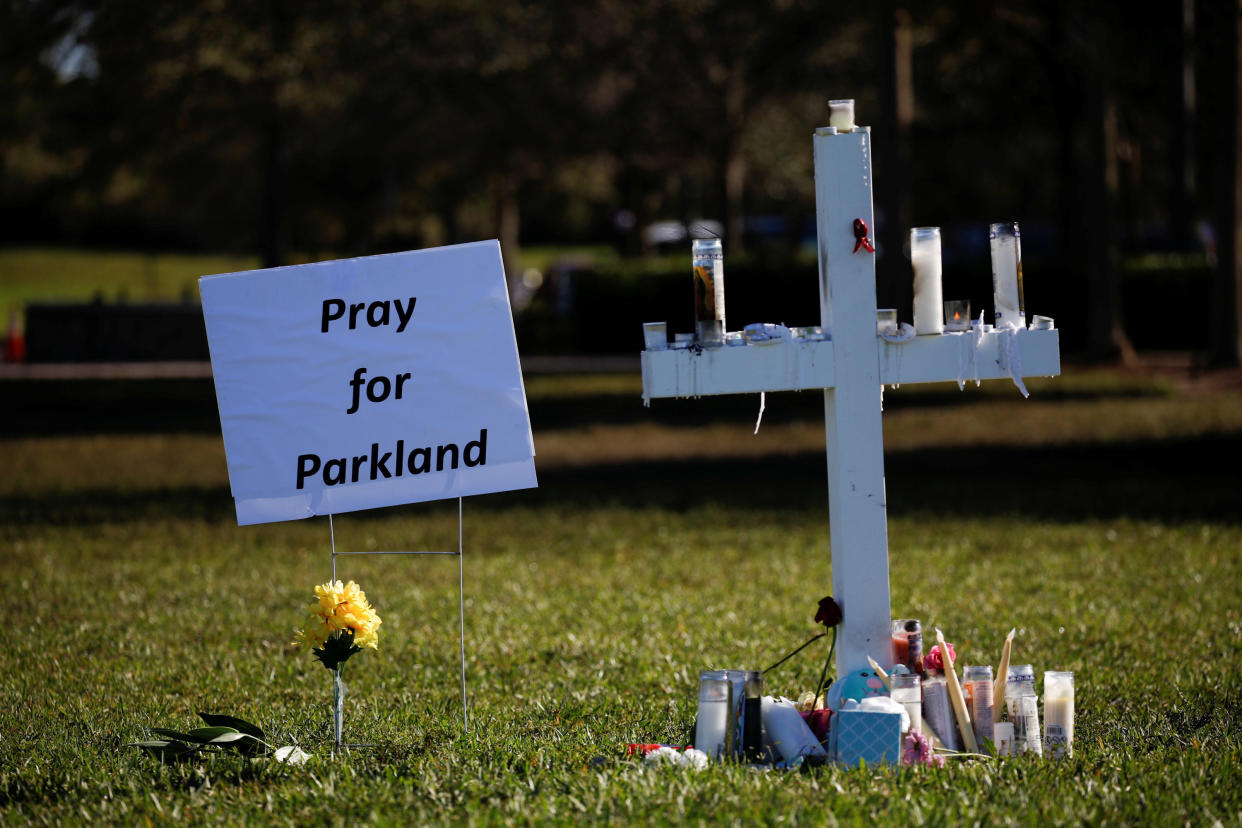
[935,627,977,753]
[695,670,730,760]
[911,227,944,335]
[1043,671,1074,759]
[993,722,1015,756]
[963,665,995,750]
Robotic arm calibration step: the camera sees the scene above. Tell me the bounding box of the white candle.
[1043,671,1075,759]
[990,222,1025,329]
[911,227,944,335]
[890,673,922,735]
[993,722,1015,757]
[695,670,730,760]
[828,98,855,131]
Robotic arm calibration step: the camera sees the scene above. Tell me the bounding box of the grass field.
[4,365,1242,824]
[0,246,620,318]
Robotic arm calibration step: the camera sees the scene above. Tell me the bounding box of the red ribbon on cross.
[852,218,875,253]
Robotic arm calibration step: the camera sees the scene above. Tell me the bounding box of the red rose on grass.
[923,642,955,672]
[814,596,842,628]
[806,708,832,743]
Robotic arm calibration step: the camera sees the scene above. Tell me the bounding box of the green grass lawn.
[0,248,259,316]
[0,246,619,319]
[4,371,1242,824]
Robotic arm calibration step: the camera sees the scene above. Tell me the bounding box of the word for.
[321,297,417,334]
[347,367,412,414]
[296,429,489,489]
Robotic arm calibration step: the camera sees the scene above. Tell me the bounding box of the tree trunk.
[495,177,521,299]
[723,60,748,253]
[1173,0,1198,250]
[1083,35,1136,363]
[874,3,913,322]
[260,118,286,269]
[1209,0,1242,367]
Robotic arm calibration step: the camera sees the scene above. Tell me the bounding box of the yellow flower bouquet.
[293,580,382,747]
[294,579,382,670]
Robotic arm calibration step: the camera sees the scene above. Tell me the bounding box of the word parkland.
[296,429,489,489]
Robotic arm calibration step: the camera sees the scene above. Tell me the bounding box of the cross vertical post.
[638,117,1060,689]
[813,127,892,677]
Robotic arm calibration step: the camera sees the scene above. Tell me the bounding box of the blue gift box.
[833,709,902,768]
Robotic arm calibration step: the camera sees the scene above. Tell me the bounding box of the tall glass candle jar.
[910,227,944,335]
[725,669,751,760]
[1043,671,1075,759]
[890,673,922,734]
[989,222,1025,329]
[921,675,961,751]
[963,665,995,750]
[743,670,764,762]
[1006,668,1042,756]
[692,238,725,345]
[695,670,730,760]
[891,619,923,672]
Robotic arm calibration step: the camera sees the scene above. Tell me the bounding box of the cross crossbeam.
[641,328,1060,400]
[639,126,1061,677]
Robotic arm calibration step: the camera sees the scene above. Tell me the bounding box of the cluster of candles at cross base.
[690,622,1075,767]
[879,621,1074,759]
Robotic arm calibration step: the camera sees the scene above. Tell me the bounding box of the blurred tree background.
[2,0,1239,362]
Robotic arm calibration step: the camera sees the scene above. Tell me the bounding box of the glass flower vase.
[333,665,346,750]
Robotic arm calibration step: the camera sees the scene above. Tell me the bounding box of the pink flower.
[923,642,956,673]
[902,730,944,767]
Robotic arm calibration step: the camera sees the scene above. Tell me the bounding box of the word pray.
[296,429,489,489]
[321,297,417,333]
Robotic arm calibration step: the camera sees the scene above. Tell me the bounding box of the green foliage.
[2,374,1242,823]
[129,714,272,763]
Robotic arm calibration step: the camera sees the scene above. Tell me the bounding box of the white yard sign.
[200,240,536,526]
[641,127,1060,675]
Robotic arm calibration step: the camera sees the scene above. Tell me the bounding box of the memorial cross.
[640,126,1060,677]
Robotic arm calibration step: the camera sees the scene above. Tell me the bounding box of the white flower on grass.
[681,748,709,770]
[643,747,686,767]
[273,746,311,765]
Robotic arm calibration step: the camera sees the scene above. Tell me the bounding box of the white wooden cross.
[640,125,1060,677]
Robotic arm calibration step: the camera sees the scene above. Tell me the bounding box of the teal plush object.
[827,668,889,710]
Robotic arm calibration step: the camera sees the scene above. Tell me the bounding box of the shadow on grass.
[5,433,1239,527]
[1,375,1171,436]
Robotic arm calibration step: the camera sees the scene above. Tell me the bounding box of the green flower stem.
[762,632,827,675]
[814,628,838,702]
